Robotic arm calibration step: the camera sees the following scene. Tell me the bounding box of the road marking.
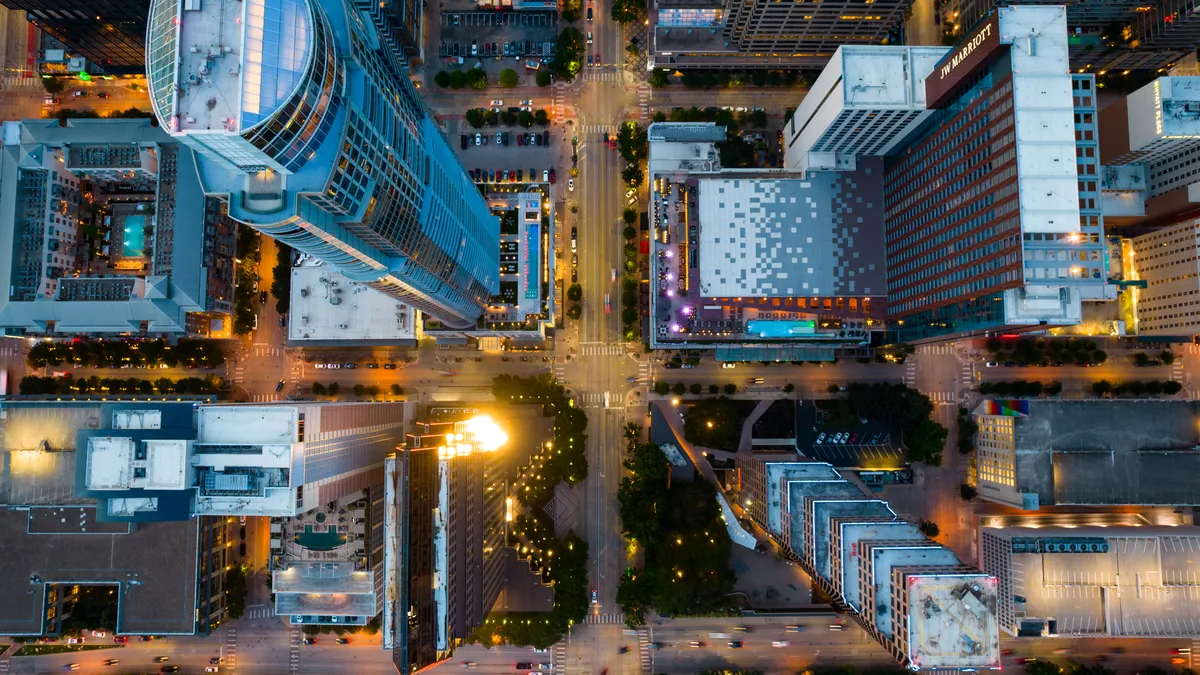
[581,612,626,624]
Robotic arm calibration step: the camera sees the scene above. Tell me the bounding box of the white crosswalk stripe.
[1173,361,1185,383]
[928,391,957,403]
[553,642,567,674]
[637,629,652,670]
[580,343,624,356]
[0,346,18,356]
[253,345,285,357]
[223,627,237,672]
[582,69,622,83]
[918,343,958,355]
[289,627,302,673]
[244,605,276,619]
[252,394,280,402]
[233,365,245,384]
[554,366,567,381]
[637,362,652,384]
[904,361,917,387]
[1,75,40,90]
[582,612,626,624]
[961,362,975,386]
[581,124,616,135]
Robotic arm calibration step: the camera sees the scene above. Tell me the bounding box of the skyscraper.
[0,0,148,73]
[145,0,498,329]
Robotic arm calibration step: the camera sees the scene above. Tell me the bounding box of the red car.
[113,636,129,644]
[595,53,601,65]
[517,134,524,146]
[549,168,556,183]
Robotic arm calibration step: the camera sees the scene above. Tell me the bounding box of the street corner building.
[740,458,1001,672]
[145,0,499,329]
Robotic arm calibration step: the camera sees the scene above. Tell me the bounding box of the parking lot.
[438,10,558,84]
[445,118,560,188]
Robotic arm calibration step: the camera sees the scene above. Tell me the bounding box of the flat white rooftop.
[84,437,188,491]
[840,46,947,108]
[289,260,416,343]
[197,406,297,445]
[907,574,1001,670]
[85,437,137,490]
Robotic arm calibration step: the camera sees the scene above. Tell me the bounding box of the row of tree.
[841,383,947,466]
[28,338,224,369]
[979,381,1064,397]
[617,436,738,626]
[19,374,219,396]
[1092,379,1183,397]
[465,107,552,129]
[654,382,740,397]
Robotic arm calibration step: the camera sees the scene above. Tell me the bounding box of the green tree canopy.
[499,68,520,88]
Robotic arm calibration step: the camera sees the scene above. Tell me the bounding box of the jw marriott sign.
[925,14,1003,108]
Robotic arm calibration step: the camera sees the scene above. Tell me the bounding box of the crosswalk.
[637,84,651,118]
[961,362,975,387]
[244,605,276,619]
[553,642,567,674]
[636,362,652,384]
[232,363,244,384]
[904,360,917,388]
[579,343,625,356]
[290,360,305,381]
[250,394,281,403]
[636,629,652,671]
[928,391,958,404]
[223,626,237,673]
[582,612,626,624]
[0,346,20,357]
[577,392,610,407]
[1,74,40,90]
[554,365,567,381]
[1173,359,1185,383]
[289,627,302,673]
[918,343,959,356]
[581,68,623,83]
[579,124,616,136]
[251,345,285,358]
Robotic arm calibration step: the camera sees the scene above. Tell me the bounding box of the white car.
[520,99,533,106]
[720,363,736,369]
[91,631,107,637]
[206,668,220,673]
[474,133,481,146]
[587,31,593,43]
[735,106,748,112]
[490,99,504,106]
[326,363,341,369]
[543,169,549,182]
[567,178,575,192]
[314,363,326,369]
[772,641,789,648]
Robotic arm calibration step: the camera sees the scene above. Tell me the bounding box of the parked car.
[383,363,397,370]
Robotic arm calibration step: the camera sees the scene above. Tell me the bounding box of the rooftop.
[905,574,1001,670]
[866,543,960,638]
[197,406,297,446]
[978,399,1200,506]
[837,521,923,609]
[288,261,416,345]
[0,506,200,635]
[990,525,1200,636]
[157,0,310,134]
[839,46,947,108]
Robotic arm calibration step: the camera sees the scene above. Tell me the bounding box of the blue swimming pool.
[123,215,146,257]
[294,525,346,551]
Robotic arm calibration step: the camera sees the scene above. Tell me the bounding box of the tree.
[826,384,841,394]
[1165,380,1183,395]
[649,70,670,87]
[312,382,327,396]
[671,382,686,395]
[652,111,667,122]
[622,163,644,186]
[623,208,638,224]
[1161,350,1176,365]
[327,382,340,397]
[354,384,366,397]
[536,70,552,87]
[1092,349,1108,364]
[783,383,795,393]
[465,107,487,128]
[390,384,404,396]
[723,383,737,395]
[708,385,719,394]
[562,0,582,21]
[623,226,636,240]
[518,110,535,127]
[611,0,645,23]
[567,304,582,320]
[906,419,947,467]
[1022,660,1063,675]
[468,69,488,90]
[1133,351,1150,366]
[1092,379,1112,397]
[552,27,586,81]
[654,381,670,396]
[918,520,940,537]
[450,70,468,89]
[617,122,648,163]
[499,68,520,88]
[689,383,702,395]
[535,109,550,126]
[960,484,978,501]
[567,283,583,302]
[434,71,452,87]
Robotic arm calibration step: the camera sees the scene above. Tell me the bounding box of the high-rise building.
[881,7,1108,342]
[783,46,948,175]
[980,523,1200,637]
[0,119,237,338]
[649,0,912,71]
[744,458,1000,672]
[971,399,1200,509]
[0,0,148,73]
[1127,217,1200,336]
[145,0,498,329]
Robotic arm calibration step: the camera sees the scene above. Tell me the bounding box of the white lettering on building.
[939,23,994,80]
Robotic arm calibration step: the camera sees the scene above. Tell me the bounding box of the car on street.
[568,178,575,192]
[383,363,397,369]
[549,168,556,183]
[520,99,533,106]
[720,363,735,369]
[97,92,110,98]
[543,169,550,182]
[985,361,998,367]
[772,641,789,648]
[336,638,350,644]
[491,99,503,106]
[474,133,481,146]
[604,294,610,313]
[342,362,357,369]
[161,668,179,674]
[112,636,128,643]
[68,638,84,645]
[587,6,593,19]
[304,638,317,645]
[689,641,706,648]
[587,31,593,43]
[259,290,268,304]
[72,89,89,98]
[91,631,107,637]
[587,54,593,66]
[461,135,469,150]
[65,666,80,672]
[591,589,598,603]
[104,660,120,666]
[275,379,285,392]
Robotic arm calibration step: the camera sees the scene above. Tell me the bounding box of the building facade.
[0,0,148,73]
[883,8,1108,342]
[1129,217,1200,335]
[742,460,1001,672]
[649,0,912,70]
[145,0,498,329]
[783,46,948,174]
[0,119,236,337]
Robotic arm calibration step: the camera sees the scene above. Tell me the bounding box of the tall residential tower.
[145,0,498,328]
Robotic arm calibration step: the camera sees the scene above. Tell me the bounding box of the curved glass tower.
[145,0,498,328]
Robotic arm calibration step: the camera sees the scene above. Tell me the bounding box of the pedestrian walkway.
[552,641,567,674]
[904,360,917,388]
[582,68,623,83]
[636,361,652,384]
[577,392,610,407]
[554,365,567,381]
[223,626,238,672]
[579,343,624,356]
[0,345,19,357]
[1173,359,1184,383]
[579,123,616,136]
[250,394,281,403]
[289,628,302,674]
[637,84,651,118]
[290,360,305,381]
[244,605,276,619]
[636,629,652,671]
[960,362,974,387]
[582,612,626,624]
[1,75,39,90]
[252,345,285,357]
[233,363,244,384]
[918,343,959,356]
[927,391,957,403]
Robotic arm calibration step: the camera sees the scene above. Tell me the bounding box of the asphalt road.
[0,77,151,123]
